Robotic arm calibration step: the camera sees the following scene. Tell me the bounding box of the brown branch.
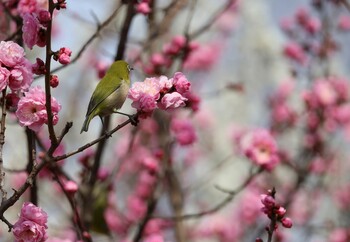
[132,193,158,242]
[52,172,90,242]
[189,0,237,39]
[25,128,37,205]
[341,0,350,12]
[53,114,136,162]
[44,0,58,147]
[156,167,263,221]
[0,89,7,203]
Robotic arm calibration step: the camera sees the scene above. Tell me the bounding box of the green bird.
[80,60,132,133]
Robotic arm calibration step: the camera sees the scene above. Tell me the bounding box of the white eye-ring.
[127,65,134,72]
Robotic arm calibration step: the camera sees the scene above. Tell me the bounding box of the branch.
[53,114,136,162]
[189,0,237,39]
[156,167,263,220]
[52,172,90,242]
[25,128,37,205]
[44,0,58,146]
[341,0,350,12]
[0,89,7,203]
[46,3,123,76]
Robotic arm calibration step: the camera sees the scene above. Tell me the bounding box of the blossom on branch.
[16,86,61,131]
[128,72,196,118]
[12,202,48,242]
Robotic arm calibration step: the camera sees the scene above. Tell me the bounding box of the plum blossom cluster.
[302,76,350,148]
[140,36,224,75]
[128,72,199,118]
[12,202,48,242]
[141,36,195,75]
[281,7,337,66]
[16,86,61,131]
[0,41,33,93]
[269,79,297,132]
[104,126,169,239]
[256,189,292,242]
[260,190,293,229]
[235,128,280,170]
[170,118,197,146]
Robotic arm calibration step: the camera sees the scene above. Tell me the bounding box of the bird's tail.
[80,115,92,133]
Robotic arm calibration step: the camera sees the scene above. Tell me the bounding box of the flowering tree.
[0,0,350,241]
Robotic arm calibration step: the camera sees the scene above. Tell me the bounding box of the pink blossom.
[305,17,321,34]
[239,129,280,170]
[136,2,151,15]
[184,42,221,70]
[55,47,72,65]
[37,10,51,25]
[173,72,191,94]
[0,41,25,67]
[16,86,61,131]
[313,79,337,106]
[295,7,309,26]
[128,77,161,116]
[163,36,186,55]
[143,234,164,242]
[170,118,197,146]
[0,66,10,91]
[105,207,128,235]
[281,217,293,228]
[22,13,40,49]
[283,41,307,65]
[159,92,187,110]
[20,202,48,226]
[50,75,59,88]
[64,180,78,195]
[126,196,147,222]
[271,103,296,126]
[158,75,173,92]
[17,0,48,16]
[260,194,275,209]
[93,60,110,79]
[141,156,159,173]
[237,188,262,225]
[329,228,348,242]
[183,91,200,111]
[13,219,48,242]
[151,53,166,66]
[9,61,33,91]
[13,202,48,242]
[144,219,169,236]
[338,15,350,31]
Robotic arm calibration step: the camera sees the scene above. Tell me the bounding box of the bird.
[80,60,132,133]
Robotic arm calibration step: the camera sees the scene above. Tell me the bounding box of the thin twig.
[45,3,123,76]
[156,167,263,220]
[53,114,136,162]
[189,0,237,39]
[52,172,89,242]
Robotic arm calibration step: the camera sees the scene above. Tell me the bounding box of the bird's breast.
[99,81,129,116]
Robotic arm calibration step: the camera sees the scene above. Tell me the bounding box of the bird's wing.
[85,76,124,117]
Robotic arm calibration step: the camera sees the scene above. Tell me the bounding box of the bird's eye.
[127,65,134,72]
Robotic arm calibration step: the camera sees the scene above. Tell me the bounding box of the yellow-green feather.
[80,60,131,133]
